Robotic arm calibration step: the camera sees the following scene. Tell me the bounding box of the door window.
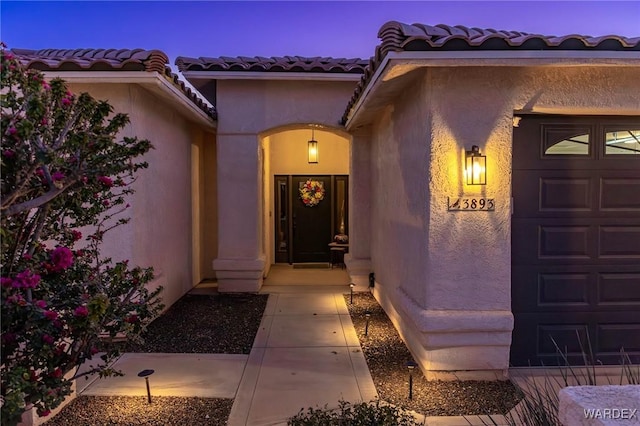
[605,129,640,155]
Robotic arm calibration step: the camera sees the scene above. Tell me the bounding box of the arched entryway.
[260,124,351,278]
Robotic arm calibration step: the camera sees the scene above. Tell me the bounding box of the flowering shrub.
[299,179,325,207]
[1,44,163,425]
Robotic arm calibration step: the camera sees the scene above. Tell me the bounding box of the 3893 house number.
[447,197,495,211]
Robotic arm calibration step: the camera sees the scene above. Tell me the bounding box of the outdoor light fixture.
[465,145,486,185]
[364,310,371,336]
[308,129,318,163]
[349,283,355,304]
[407,361,417,399]
[138,369,155,404]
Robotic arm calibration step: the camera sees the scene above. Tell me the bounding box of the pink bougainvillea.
[49,246,74,272]
[51,171,65,181]
[15,270,41,289]
[97,176,113,187]
[73,306,89,317]
[1,45,161,424]
[44,310,58,321]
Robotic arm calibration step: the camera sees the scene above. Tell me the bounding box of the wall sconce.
[308,129,318,163]
[465,145,486,185]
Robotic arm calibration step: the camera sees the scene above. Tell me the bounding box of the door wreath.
[299,179,325,207]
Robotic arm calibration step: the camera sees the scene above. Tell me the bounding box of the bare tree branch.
[3,181,74,216]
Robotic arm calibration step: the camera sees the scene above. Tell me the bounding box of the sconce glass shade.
[308,139,318,163]
[465,145,486,185]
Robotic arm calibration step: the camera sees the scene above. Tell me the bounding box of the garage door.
[511,116,640,366]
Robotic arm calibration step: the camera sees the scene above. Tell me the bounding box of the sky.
[1,1,639,64]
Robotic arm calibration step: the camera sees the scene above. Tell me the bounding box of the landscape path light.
[349,282,355,304]
[407,361,418,399]
[138,369,155,404]
[364,310,371,336]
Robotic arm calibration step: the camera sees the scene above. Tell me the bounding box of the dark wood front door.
[511,116,640,366]
[292,176,332,263]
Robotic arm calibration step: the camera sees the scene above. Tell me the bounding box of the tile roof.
[12,48,216,120]
[11,48,169,73]
[377,22,639,57]
[175,55,369,74]
[342,21,640,124]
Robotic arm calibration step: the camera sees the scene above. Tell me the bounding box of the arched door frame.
[259,123,352,273]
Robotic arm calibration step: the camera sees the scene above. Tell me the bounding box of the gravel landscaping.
[126,293,269,353]
[345,292,523,417]
[45,290,522,424]
[43,396,233,426]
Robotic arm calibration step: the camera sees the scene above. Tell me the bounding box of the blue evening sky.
[2,1,639,63]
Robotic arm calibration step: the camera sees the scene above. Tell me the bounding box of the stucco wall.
[216,80,358,134]
[370,75,431,307]
[214,79,356,290]
[367,65,640,373]
[269,129,350,175]
[201,134,218,280]
[67,82,214,309]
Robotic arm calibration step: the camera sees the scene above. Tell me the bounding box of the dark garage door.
[511,116,640,366]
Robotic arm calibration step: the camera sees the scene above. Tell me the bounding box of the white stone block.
[559,385,640,426]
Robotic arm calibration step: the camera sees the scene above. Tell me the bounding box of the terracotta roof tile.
[342,21,640,124]
[175,55,369,74]
[162,67,217,119]
[377,22,639,54]
[11,48,169,73]
[12,48,216,120]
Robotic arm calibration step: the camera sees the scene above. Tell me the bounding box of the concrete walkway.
[80,291,378,426]
[228,292,378,425]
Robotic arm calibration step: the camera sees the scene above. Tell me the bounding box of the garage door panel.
[511,313,640,366]
[599,226,640,259]
[540,226,591,259]
[512,268,590,312]
[514,266,640,313]
[598,323,640,355]
[514,172,640,218]
[513,171,595,215]
[540,177,592,212]
[513,219,640,265]
[598,273,640,306]
[513,220,597,264]
[600,177,640,211]
[537,272,590,307]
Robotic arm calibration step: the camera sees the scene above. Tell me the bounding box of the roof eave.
[182,70,363,82]
[41,71,217,130]
[344,50,640,130]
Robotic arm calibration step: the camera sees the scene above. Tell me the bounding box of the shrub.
[1,44,163,425]
[482,335,640,426]
[288,399,422,426]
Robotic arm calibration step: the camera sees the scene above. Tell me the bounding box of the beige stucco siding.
[216,80,358,133]
[367,65,640,374]
[67,83,215,309]
[370,75,432,308]
[213,79,357,291]
[201,134,218,280]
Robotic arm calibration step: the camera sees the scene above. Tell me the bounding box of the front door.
[292,176,332,263]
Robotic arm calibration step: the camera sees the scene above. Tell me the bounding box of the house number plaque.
[448,197,495,211]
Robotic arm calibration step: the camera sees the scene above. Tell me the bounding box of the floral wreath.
[299,179,325,207]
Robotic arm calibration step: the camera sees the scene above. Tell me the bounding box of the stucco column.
[396,108,514,376]
[213,133,265,292]
[345,129,372,290]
